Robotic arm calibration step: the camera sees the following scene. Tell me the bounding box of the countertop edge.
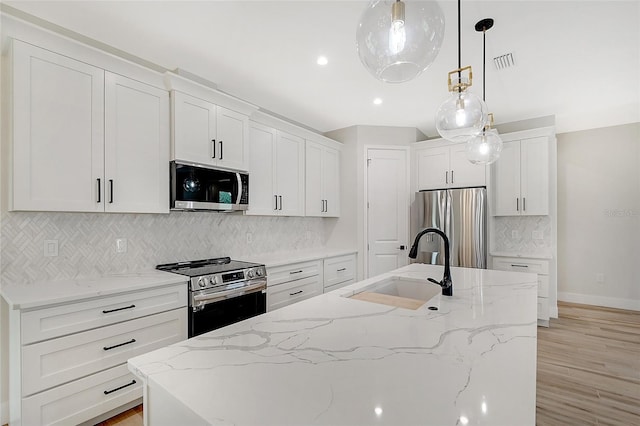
[490,251,553,260]
[246,248,357,268]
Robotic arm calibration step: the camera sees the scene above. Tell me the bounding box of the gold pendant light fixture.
[465,18,503,165]
[356,0,445,83]
[434,0,488,142]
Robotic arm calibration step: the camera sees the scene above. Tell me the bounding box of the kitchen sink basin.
[347,277,440,310]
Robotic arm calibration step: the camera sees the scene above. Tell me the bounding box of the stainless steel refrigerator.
[411,187,487,268]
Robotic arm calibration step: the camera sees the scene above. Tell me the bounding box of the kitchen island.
[128,263,539,425]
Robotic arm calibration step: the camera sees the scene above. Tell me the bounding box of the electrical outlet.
[246,232,253,244]
[532,231,544,240]
[116,238,127,253]
[44,240,58,257]
[511,230,519,239]
[596,273,605,284]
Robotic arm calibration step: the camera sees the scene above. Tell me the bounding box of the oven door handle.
[192,280,266,308]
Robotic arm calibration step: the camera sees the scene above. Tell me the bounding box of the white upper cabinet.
[10,40,170,213]
[104,72,169,213]
[12,40,105,212]
[246,121,305,216]
[171,91,249,171]
[492,136,549,216]
[414,140,486,190]
[305,140,340,217]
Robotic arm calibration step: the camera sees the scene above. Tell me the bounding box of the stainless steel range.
[157,257,267,338]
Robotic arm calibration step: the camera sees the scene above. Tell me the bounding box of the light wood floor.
[98,302,640,426]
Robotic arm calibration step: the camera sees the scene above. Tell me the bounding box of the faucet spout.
[408,228,453,297]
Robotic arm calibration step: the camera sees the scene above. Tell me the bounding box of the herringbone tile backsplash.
[492,216,552,255]
[1,211,326,285]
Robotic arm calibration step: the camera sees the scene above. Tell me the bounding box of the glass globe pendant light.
[434,0,488,142]
[466,18,503,165]
[356,0,445,83]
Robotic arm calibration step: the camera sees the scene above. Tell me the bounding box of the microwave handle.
[236,173,243,204]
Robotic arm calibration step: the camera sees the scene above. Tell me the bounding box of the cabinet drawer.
[492,257,549,275]
[324,278,355,294]
[323,254,356,289]
[267,275,322,311]
[267,260,321,287]
[538,297,550,321]
[538,275,549,298]
[22,363,141,426]
[21,283,187,344]
[22,308,186,396]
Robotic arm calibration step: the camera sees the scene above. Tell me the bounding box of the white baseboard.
[558,292,640,311]
[549,305,558,318]
[1,398,8,425]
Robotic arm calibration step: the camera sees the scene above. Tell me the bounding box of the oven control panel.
[189,266,267,291]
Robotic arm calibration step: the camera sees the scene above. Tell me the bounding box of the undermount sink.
[347,277,440,310]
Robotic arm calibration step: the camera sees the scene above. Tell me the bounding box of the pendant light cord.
[457,0,461,92]
[482,27,486,102]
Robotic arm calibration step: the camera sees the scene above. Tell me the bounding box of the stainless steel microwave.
[170,161,249,211]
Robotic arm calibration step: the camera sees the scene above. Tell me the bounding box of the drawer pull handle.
[289,290,303,296]
[337,268,347,272]
[103,338,136,351]
[290,270,304,274]
[511,264,529,268]
[102,304,136,314]
[104,379,137,395]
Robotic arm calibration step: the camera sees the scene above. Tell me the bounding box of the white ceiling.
[5,0,640,137]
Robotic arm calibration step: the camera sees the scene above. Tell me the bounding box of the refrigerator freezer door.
[449,187,487,268]
[413,190,449,265]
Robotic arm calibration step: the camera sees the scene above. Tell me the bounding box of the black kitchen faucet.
[408,228,453,296]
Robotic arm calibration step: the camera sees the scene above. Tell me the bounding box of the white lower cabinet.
[10,283,187,425]
[492,256,550,326]
[323,254,356,293]
[266,260,323,311]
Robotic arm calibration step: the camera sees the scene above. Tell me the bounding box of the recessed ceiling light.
[317,56,328,66]
[373,98,383,105]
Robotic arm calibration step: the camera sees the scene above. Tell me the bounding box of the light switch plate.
[511,230,519,239]
[44,240,58,257]
[116,238,127,253]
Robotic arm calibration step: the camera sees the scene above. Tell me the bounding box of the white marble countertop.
[128,263,538,425]
[245,248,357,268]
[490,251,553,260]
[1,270,187,310]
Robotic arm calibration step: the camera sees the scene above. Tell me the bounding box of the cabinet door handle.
[211,139,216,159]
[289,290,303,296]
[219,140,223,160]
[96,178,101,203]
[511,264,529,268]
[445,171,448,184]
[102,304,135,314]
[103,338,136,351]
[516,198,519,211]
[523,197,526,211]
[290,270,303,275]
[109,179,114,204]
[279,195,283,210]
[274,195,278,211]
[104,379,137,395]
[337,268,347,272]
[451,170,454,183]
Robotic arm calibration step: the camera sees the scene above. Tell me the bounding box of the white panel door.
[492,141,521,216]
[367,148,409,278]
[322,146,340,217]
[520,137,549,216]
[416,145,449,190]
[104,72,169,213]
[216,106,248,171]
[275,131,305,216]
[246,122,277,215]
[305,141,324,216]
[12,39,104,212]
[449,143,486,188]
[171,91,216,166]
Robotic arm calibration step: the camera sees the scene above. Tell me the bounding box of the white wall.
[324,125,423,279]
[557,123,640,310]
